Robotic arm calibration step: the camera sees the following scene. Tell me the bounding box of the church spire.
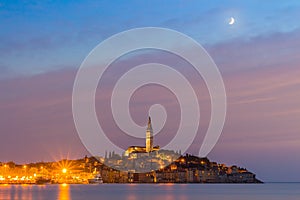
[146,116,153,152]
[147,116,153,132]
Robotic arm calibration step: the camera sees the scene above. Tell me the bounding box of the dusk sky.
[1,1,300,182]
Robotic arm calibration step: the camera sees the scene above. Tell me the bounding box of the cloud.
[207,28,300,73]
[0,64,15,79]
[230,97,276,105]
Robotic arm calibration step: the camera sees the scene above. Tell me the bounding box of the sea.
[0,183,299,200]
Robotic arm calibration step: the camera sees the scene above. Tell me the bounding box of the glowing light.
[59,183,70,200]
[55,159,77,175]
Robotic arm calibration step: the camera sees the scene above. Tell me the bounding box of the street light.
[62,168,67,174]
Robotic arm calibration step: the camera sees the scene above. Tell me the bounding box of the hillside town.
[0,154,261,184]
[0,117,262,184]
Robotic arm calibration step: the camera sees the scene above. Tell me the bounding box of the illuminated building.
[146,116,153,152]
[124,116,159,156]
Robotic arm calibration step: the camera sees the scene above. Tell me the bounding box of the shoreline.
[0,182,263,185]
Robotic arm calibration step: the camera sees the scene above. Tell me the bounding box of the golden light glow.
[59,183,70,200]
[55,159,77,174]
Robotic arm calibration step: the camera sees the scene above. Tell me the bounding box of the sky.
[1,0,300,182]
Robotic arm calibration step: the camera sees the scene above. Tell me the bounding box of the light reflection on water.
[0,184,70,200]
[59,184,70,200]
[0,183,299,200]
[0,184,34,200]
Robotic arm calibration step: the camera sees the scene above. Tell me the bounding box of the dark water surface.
[0,183,299,200]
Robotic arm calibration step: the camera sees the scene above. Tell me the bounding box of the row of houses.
[99,154,261,183]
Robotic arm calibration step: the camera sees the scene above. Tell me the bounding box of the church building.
[124,117,160,156]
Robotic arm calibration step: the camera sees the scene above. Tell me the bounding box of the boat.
[88,173,103,184]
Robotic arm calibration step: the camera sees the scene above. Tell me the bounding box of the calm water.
[0,183,299,200]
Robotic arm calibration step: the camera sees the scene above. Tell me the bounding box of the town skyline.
[0,117,262,185]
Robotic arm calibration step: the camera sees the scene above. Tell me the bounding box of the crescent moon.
[229,17,235,25]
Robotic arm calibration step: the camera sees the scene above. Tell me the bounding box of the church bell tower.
[146,116,153,152]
